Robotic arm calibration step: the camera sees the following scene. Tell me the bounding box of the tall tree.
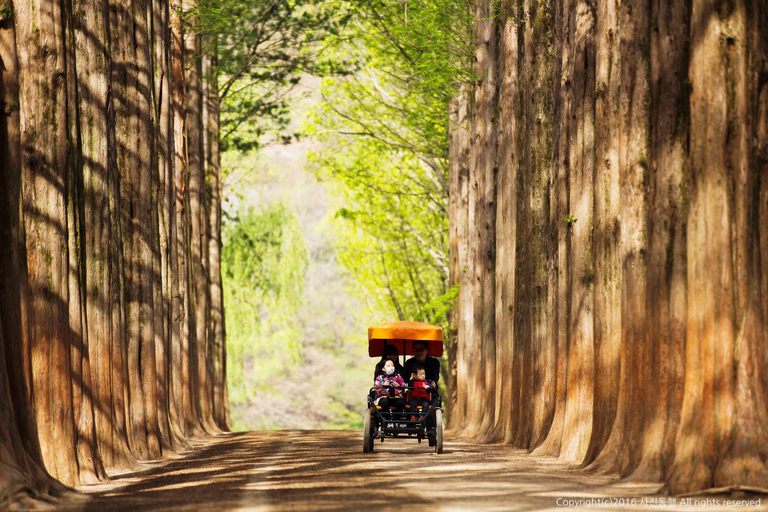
[0,1,58,501]
[16,0,80,482]
[184,0,211,434]
[205,39,228,429]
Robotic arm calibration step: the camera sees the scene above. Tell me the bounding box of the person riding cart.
[404,340,440,387]
[373,359,406,422]
[406,363,433,420]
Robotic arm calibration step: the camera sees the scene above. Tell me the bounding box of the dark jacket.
[404,356,440,385]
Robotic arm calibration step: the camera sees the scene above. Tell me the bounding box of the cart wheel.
[363,410,374,453]
[434,409,443,454]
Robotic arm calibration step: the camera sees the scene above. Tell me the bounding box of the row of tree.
[449,0,768,494]
[0,0,227,501]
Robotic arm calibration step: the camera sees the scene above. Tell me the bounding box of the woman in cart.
[373,344,406,380]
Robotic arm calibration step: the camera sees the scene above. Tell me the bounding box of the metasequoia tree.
[451,0,768,494]
[204,35,229,430]
[0,0,228,500]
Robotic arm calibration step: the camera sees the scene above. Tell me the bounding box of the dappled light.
[1,0,768,507]
[56,431,695,512]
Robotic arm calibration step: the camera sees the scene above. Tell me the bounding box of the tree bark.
[0,3,58,499]
[450,84,471,430]
[63,0,103,481]
[532,0,572,459]
[134,0,162,459]
[583,0,621,468]
[630,0,689,481]
[150,0,177,453]
[472,0,498,443]
[1,0,227,497]
[206,42,228,431]
[0,0,42,471]
[665,0,768,493]
[183,0,211,433]
[493,17,517,446]
[169,0,195,438]
[16,0,79,483]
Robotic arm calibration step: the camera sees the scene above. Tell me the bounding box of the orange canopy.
[367,321,444,358]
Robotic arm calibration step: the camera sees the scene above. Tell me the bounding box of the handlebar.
[369,386,440,397]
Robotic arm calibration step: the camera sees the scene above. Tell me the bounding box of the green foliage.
[349,0,475,108]
[196,0,353,152]
[0,5,13,21]
[310,136,449,324]
[307,0,472,332]
[223,203,309,417]
[415,284,459,327]
[308,0,474,163]
[216,0,475,429]
[564,214,578,226]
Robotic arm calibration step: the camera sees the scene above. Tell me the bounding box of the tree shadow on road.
[58,431,431,512]
[55,430,683,512]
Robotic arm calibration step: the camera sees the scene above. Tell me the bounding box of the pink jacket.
[374,373,406,398]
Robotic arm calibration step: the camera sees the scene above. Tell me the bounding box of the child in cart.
[407,363,433,420]
[374,359,406,423]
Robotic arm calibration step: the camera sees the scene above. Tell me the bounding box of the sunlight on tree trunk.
[0,0,228,493]
[451,0,768,494]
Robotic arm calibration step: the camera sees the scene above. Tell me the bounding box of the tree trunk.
[134,0,162,459]
[206,43,228,431]
[16,0,79,484]
[183,1,211,433]
[150,0,177,453]
[630,0,689,481]
[169,0,195,438]
[583,0,621,468]
[0,0,42,471]
[450,84,472,430]
[0,3,57,499]
[493,17,517,446]
[473,0,498,443]
[63,0,103,480]
[665,0,768,493]
[0,316,53,503]
[532,0,572,459]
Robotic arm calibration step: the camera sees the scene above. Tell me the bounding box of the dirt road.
[54,431,765,512]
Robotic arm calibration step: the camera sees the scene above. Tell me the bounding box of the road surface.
[54,431,765,512]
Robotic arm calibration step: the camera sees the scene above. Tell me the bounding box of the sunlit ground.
[58,431,762,512]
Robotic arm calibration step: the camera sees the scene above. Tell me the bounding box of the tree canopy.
[307,0,472,330]
[197,0,353,152]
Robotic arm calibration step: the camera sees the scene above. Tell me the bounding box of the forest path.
[56,431,751,512]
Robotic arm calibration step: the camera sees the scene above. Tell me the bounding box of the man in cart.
[404,340,440,388]
[404,339,440,446]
